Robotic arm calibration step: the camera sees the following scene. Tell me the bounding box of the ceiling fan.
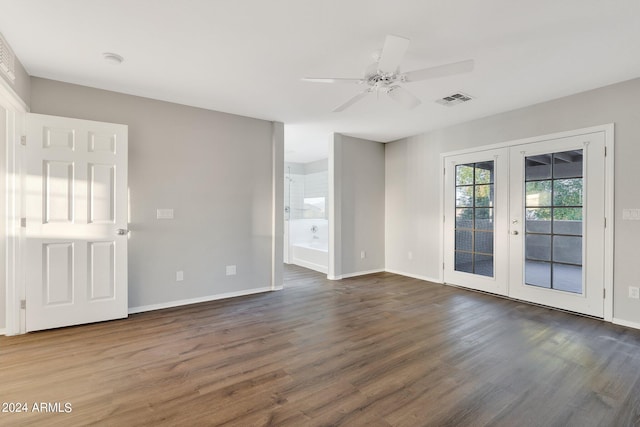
[302,35,474,112]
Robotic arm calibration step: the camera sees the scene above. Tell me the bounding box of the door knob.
[511,230,519,235]
[116,229,129,235]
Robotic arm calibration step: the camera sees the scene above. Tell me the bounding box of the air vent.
[436,92,473,107]
[0,32,16,83]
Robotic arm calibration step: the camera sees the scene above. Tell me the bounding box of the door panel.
[444,148,509,295]
[509,133,605,317]
[25,113,128,332]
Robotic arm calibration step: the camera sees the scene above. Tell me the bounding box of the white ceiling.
[1,0,639,163]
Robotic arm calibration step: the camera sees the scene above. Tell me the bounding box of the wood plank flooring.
[1,265,640,426]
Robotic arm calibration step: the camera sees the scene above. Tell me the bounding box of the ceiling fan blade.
[302,77,365,84]
[333,91,370,112]
[387,86,421,109]
[377,35,410,74]
[403,59,474,82]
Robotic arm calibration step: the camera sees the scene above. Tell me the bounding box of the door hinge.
[443,262,445,270]
[603,289,606,299]
[20,217,26,228]
[20,135,26,146]
[604,146,607,157]
[604,217,607,228]
[20,300,26,309]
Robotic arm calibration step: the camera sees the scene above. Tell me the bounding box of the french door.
[444,131,606,317]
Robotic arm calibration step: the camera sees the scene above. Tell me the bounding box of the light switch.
[226,265,237,276]
[622,209,640,220]
[157,208,174,219]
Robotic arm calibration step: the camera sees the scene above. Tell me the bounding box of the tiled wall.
[285,159,328,220]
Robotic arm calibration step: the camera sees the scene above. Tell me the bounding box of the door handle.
[511,230,519,235]
[116,229,129,235]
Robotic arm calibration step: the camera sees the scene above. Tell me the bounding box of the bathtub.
[291,240,328,274]
[288,218,329,274]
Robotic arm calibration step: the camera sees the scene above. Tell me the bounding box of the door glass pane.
[526,181,552,207]
[523,149,583,294]
[475,162,494,184]
[525,154,552,180]
[455,252,473,273]
[475,185,493,207]
[454,161,495,277]
[455,208,473,228]
[526,208,551,233]
[526,234,551,261]
[455,230,473,251]
[553,236,582,264]
[456,165,474,185]
[553,179,583,206]
[553,150,583,179]
[525,261,551,288]
[553,208,582,235]
[475,208,493,230]
[474,254,494,277]
[456,186,473,207]
[474,231,493,254]
[553,264,582,293]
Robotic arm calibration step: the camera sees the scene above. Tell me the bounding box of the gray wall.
[30,77,282,310]
[385,77,640,325]
[331,134,385,277]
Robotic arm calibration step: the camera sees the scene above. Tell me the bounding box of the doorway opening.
[283,126,330,281]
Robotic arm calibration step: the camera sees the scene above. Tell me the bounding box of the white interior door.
[443,131,606,317]
[443,148,509,295]
[25,113,128,332]
[508,132,605,317]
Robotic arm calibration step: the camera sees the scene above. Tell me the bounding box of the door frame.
[1,77,28,336]
[440,124,614,321]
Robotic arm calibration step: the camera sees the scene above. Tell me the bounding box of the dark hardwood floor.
[1,265,640,426]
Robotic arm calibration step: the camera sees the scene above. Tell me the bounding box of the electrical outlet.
[629,286,640,299]
[360,251,366,259]
[226,265,237,276]
[176,270,184,282]
[408,251,413,260]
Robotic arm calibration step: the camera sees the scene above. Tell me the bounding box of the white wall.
[30,77,283,311]
[331,134,385,278]
[385,77,640,326]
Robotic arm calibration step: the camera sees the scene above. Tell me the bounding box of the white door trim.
[0,77,28,336]
[440,124,614,321]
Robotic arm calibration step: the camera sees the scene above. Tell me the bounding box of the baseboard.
[384,269,443,284]
[327,275,341,280]
[341,269,385,279]
[128,286,278,315]
[612,318,640,330]
[0,328,5,336]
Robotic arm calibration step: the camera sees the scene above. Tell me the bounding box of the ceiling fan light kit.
[302,34,474,112]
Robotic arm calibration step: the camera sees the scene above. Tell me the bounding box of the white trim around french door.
[442,125,613,319]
